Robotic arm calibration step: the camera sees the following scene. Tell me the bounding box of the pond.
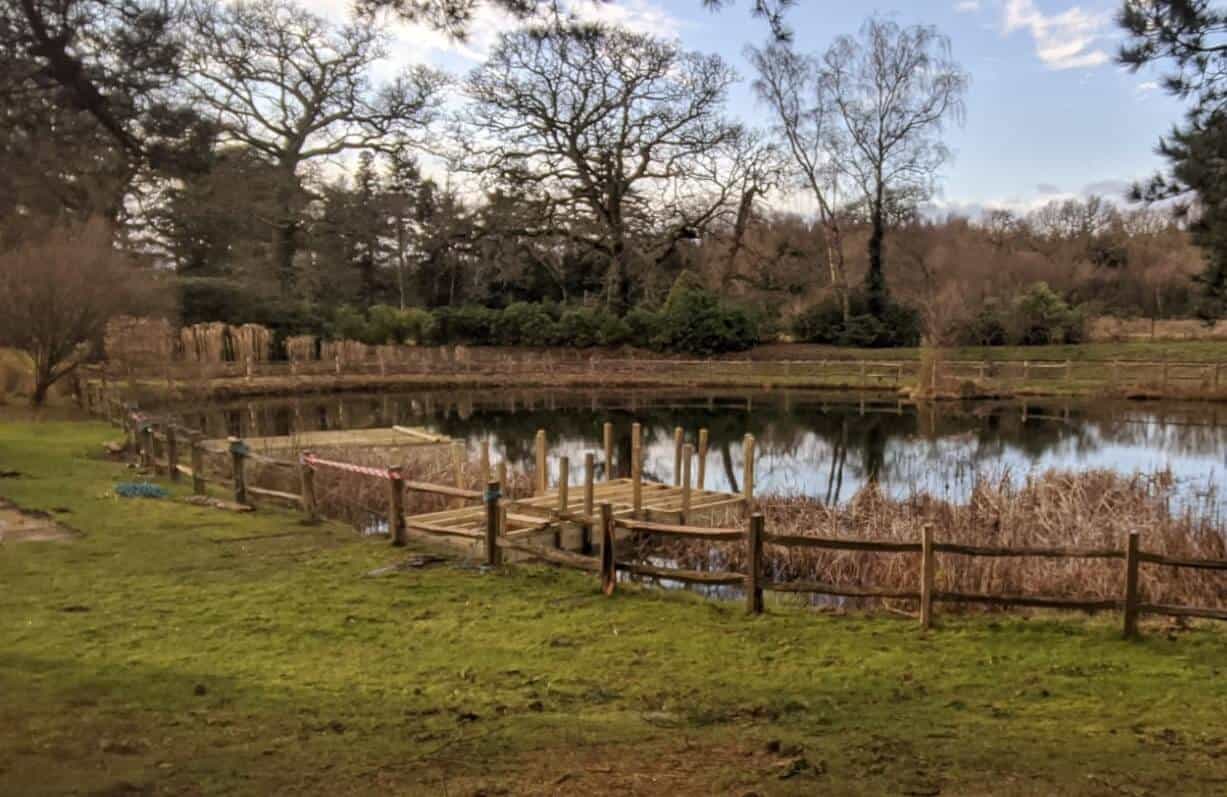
[172,388,1227,511]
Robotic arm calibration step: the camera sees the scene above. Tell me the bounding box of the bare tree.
[0,220,165,404]
[461,19,752,312]
[822,17,968,315]
[185,0,446,294]
[749,41,852,319]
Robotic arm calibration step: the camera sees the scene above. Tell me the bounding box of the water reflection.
[171,388,1227,506]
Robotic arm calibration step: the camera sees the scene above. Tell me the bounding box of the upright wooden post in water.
[672,426,684,486]
[747,513,764,614]
[696,428,709,489]
[190,434,206,496]
[166,426,179,481]
[600,503,616,596]
[451,442,465,508]
[920,524,936,630]
[1124,531,1141,639]
[631,423,643,516]
[228,437,248,506]
[680,444,693,522]
[387,466,407,546]
[742,434,756,510]
[300,453,318,523]
[556,455,570,548]
[534,429,548,496]
[582,453,595,554]
[497,461,507,495]
[479,440,491,487]
[485,479,501,566]
[603,422,614,481]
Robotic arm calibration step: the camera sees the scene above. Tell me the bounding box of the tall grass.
[655,469,1227,612]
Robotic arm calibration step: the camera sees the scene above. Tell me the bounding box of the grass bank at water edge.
[2,416,1227,794]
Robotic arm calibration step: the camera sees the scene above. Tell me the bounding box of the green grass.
[4,418,1227,795]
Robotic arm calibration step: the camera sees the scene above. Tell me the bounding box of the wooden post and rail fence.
[82,351,1227,397]
[97,400,1227,641]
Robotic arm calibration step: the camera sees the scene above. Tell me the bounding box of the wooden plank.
[935,591,1120,611]
[406,521,483,539]
[764,533,922,553]
[765,580,920,600]
[617,561,745,586]
[498,537,601,572]
[1137,551,1227,571]
[402,480,482,500]
[1139,603,1227,622]
[615,518,743,541]
[934,542,1124,560]
[246,485,303,504]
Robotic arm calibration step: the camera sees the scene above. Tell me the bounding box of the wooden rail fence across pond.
[91,393,1227,640]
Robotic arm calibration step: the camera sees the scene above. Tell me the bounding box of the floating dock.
[201,425,452,456]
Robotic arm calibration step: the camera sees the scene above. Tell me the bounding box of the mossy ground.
[3,416,1227,795]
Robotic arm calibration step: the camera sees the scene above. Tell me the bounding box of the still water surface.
[176,388,1227,509]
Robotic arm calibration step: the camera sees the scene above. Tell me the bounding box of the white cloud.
[1002,0,1111,70]
[955,0,981,13]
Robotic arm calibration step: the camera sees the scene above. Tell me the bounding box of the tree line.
[0,0,1222,402]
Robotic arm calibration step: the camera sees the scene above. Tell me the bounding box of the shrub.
[558,307,606,348]
[955,305,1010,346]
[435,305,498,345]
[625,306,663,347]
[597,313,632,347]
[329,305,373,343]
[653,287,760,355]
[792,293,921,348]
[496,302,559,346]
[367,305,435,344]
[1014,283,1084,345]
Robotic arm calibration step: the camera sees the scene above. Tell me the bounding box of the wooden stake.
[451,442,465,508]
[582,452,595,555]
[190,434,205,496]
[600,503,616,596]
[479,440,491,487]
[1124,531,1141,639]
[631,422,642,516]
[603,421,614,481]
[140,424,153,469]
[534,429,547,496]
[388,466,406,546]
[300,453,318,523]
[680,443,693,522]
[696,428,709,489]
[742,433,756,510]
[497,461,507,495]
[747,513,764,614]
[229,437,248,506]
[485,479,501,567]
[673,426,684,486]
[556,455,570,549]
[166,426,179,482]
[920,524,935,630]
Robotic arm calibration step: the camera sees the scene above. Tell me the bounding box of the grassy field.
[4,417,1227,795]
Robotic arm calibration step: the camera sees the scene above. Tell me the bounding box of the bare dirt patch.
[0,499,77,543]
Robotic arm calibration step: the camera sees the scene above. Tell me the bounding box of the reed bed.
[650,469,1227,612]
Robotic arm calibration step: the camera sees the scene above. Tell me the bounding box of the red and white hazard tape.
[301,454,392,480]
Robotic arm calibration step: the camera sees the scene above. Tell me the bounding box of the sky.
[302,0,1189,219]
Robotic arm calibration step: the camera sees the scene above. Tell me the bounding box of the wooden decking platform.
[203,425,452,454]
[406,478,745,540]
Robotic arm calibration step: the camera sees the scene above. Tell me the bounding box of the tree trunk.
[865,185,887,317]
[824,218,851,322]
[273,162,300,296]
[31,356,54,407]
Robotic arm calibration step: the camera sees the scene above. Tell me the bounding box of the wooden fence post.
[479,440,491,487]
[228,437,248,506]
[556,455,570,548]
[300,453,318,523]
[245,355,253,381]
[920,524,935,630]
[742,434,756,510]
[387,466,406,546]
[747,513,764,615]
[681,443,693,523]
[600,503,616,596]
[696,428,709,489]
[631,422,643,517]
[190,435,206,496]
[582,453,595,555]
[534,429,548,496]
[166,426,179,482]
[1022,360,1030,382]
[603,422,614,481]
[1124,531,1141,639]
[672,426,684,486]
[1161,359,1169,388]
[451,442,465,508]
[485,479,501,566]
[496,461,507,496]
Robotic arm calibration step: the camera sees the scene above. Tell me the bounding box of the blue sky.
[307,0,1189,216]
